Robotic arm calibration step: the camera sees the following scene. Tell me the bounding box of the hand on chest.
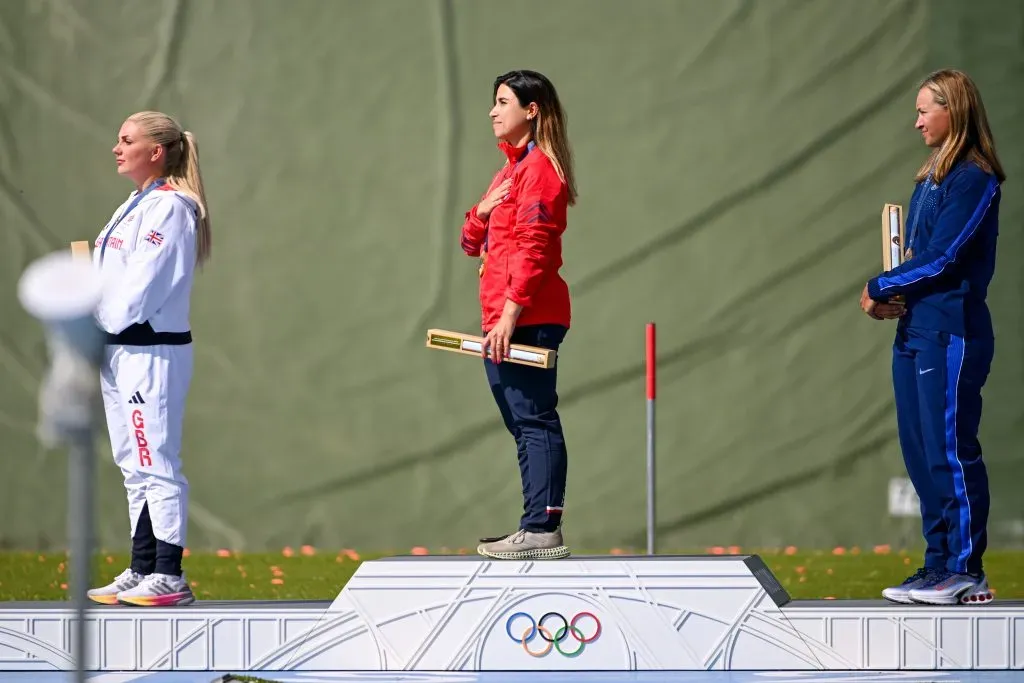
[487,173,521,234]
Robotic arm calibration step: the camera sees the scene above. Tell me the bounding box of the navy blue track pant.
[892,327,992,575]
[484,324,568,533]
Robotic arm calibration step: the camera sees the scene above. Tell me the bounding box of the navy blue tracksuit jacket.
[868,159,1002,576]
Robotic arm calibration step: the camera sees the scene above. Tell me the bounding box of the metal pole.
[18,251,105,683]
[646,322,656,556]
[68,434,95,683]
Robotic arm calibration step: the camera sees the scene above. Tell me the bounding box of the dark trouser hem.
[155,540,184,576]
[130,503,156,575]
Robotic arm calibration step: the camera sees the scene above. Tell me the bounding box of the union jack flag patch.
[144,230,164,246]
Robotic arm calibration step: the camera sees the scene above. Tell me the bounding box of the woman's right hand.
[475,178,512,220]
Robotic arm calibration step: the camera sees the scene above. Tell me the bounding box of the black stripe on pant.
[131,502,184,576]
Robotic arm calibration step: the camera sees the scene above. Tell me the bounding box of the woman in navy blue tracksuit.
[861,69,1006,606]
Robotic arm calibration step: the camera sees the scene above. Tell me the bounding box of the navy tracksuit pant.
[892,326,992,576]
[484,324,568,533]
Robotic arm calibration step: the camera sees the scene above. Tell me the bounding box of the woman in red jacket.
[461,70,577,560]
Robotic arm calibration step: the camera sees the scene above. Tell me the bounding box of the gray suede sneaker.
[476,528,571,560]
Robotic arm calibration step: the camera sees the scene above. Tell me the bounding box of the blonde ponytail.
[127,110,213,266]
[169,130,212,266]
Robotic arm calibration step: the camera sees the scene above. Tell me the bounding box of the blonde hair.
[493,70,578,205]
[915,69,1006,186]
[127,110,212,265]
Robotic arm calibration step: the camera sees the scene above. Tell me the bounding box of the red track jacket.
[461,141,571,333]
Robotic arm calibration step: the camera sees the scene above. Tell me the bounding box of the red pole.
[646,323,656,400]
[646,322,656,555]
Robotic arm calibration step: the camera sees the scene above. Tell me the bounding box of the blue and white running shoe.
[908,570,994,605]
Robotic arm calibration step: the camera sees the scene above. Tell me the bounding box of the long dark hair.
[493,70,577,205]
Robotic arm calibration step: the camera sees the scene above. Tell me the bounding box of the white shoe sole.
[87,593,122,606]
[881,589,914,604]
[116,592,195,607]
[909,587,994,606]
[476,544,571,560]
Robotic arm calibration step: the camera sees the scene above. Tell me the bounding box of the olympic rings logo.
[504,611,601,657]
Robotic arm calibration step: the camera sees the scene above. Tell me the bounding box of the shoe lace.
[115,567,142,585]
[137,572,185,593]
[921,568,953,587]
[902,567,935,585]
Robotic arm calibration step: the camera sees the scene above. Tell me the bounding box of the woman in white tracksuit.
[86,111,212,607]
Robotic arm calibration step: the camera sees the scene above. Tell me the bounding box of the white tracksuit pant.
[100,343,192,547]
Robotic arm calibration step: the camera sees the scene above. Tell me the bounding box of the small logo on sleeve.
[144,230,164,246]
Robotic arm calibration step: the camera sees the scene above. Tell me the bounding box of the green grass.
[1,548,1021,602]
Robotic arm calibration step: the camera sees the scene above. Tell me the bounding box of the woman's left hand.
[860,283,880,319]
[484,300,523,363]
[483,314,516,363]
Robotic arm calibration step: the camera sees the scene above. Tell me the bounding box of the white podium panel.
[0,555,1021,674]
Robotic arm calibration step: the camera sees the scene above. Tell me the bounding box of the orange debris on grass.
[727,546,741,554]
[826,568,834,575]
[784,546,797,555]
[708,546,725,555]
[411,547,429,555]
[610,548,625,555]
[105,556,114,564]
[57,562,65,573]
[795,566,806,574]
[873,544,892,555]
[183,548,191,558]
[832,547,846,556]
[343,549,360,561]
[217,549,231,558]
[60,583,67,590]
[271,578,284,585]
[301,545,316,556]
[904,557,911,565]
[282,547,295,557]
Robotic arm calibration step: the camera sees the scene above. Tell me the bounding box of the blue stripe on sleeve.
[875,177,998,294]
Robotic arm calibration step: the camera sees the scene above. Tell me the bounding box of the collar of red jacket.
[498,139,536,165]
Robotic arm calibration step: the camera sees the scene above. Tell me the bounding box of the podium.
[0,554,1021,676]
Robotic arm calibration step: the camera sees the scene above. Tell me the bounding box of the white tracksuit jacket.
[92,181,198,547]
